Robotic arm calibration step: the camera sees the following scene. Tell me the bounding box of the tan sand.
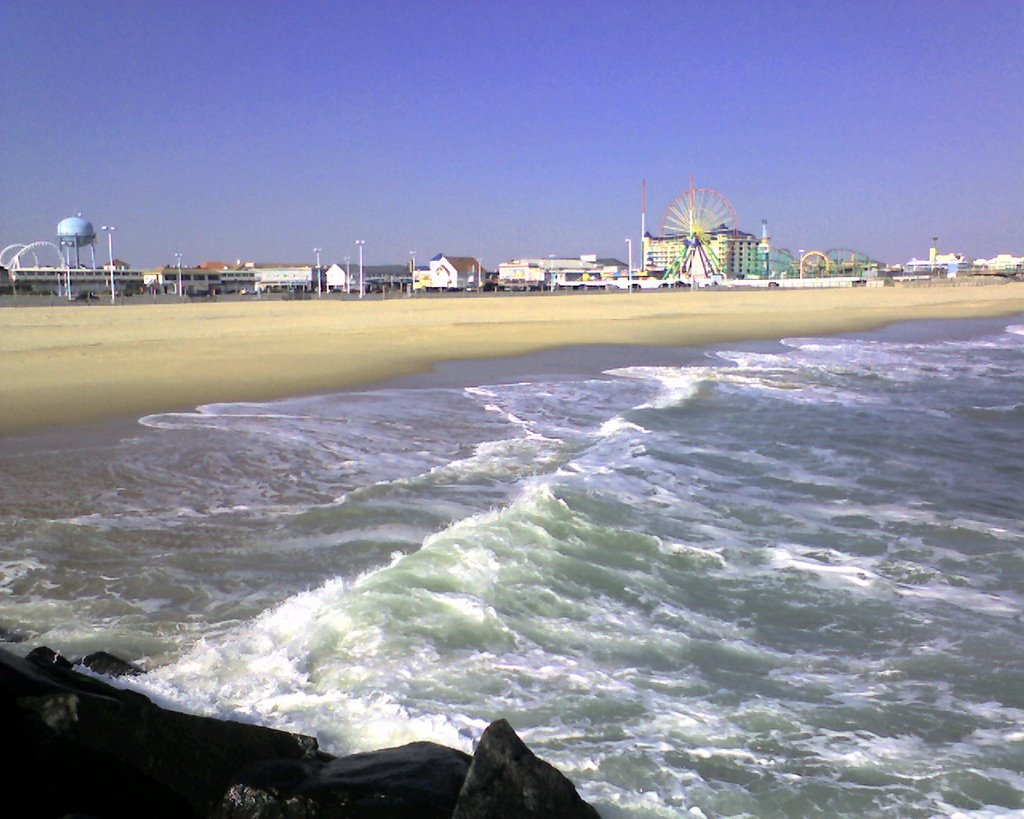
[2,282,1023,435]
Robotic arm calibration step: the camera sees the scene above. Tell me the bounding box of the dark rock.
[81,650,145,677]
[215,741,472,818]
[2,647,322,818]
[26,645,75,671]
[2,646,119,701]
[453,719,601,819]
[4,647,601,819]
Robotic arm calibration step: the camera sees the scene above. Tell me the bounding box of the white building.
[324,263,351,292]
[497,255,630,290]
[253,267,314,292]
[496,259,548,290]
[416,254,484,291]
[145,267,225,295]
[904,246,969,276]
[973,253,1023,272]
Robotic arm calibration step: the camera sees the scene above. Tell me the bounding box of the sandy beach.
[2,282,1023,436]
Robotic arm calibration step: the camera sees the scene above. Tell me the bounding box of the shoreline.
[2,283,1023,437]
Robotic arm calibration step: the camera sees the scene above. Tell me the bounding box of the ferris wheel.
[659,179,739,280]
[660,181,739,241]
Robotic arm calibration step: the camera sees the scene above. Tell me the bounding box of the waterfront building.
[497,255,628,290]
[324,263,349,292]
[218,268,256,293]
[253,267,315,293]
[417,254,485,291]
[904,243,970,276]
[642,227,762,278]
[973,253,1023,273]
[145,266,232,296]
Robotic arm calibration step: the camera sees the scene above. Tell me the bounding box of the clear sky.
[2,0,1021,269]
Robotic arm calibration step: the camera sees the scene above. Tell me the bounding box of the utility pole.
[355,240,365,298]
[625,237,633,292]
[102,225,116,303]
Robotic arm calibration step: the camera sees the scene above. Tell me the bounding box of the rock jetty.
[2,645,600,818]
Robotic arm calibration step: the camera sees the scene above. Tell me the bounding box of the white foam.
[895,584,1021,617]
[0,557,47,594]
[604,365,705,409]
[596,416,649,437]
[769,546,878,589]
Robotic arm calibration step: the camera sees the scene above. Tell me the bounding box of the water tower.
[57,213,97,268]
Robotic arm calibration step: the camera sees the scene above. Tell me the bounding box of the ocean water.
[2,315,1023,817]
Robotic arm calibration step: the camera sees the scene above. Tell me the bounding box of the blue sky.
[2,0,1021,269]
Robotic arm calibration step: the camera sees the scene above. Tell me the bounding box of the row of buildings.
[902,245,1024,277]
[3,214,1021,298]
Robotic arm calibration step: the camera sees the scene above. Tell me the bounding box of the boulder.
[2,647,603,818]
[2,647,321,818]
[453,719,600,819]
[82,650,145,677]
[25,644,75,671]
[215,741,472,818]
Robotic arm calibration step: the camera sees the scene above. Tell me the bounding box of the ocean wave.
[604,365,706,409]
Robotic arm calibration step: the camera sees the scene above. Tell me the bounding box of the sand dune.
[2,283,1023,435]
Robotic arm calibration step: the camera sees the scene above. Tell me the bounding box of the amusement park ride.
[658,177,738,284]
[641,177,878,286]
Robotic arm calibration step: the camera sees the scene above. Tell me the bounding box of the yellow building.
[643,227,762,279]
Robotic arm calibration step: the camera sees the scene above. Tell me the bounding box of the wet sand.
[2,283,1023,435]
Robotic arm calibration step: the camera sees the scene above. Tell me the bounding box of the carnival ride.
[825,248,877,277]
[798,250,830,278]
[659,179,738,283]
[755,247,877,280]
[763,247,797,278]
[0,241,66,275]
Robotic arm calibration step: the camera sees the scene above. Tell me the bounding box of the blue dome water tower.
[57,214,97,268]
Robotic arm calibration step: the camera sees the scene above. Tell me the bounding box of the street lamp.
[102,225,116,303]
[313,247,322,297]
[355,240,365,298]
[409,251,416,296]
[344,256,351,294]
[625,237,633,293]
[174,252,183,298]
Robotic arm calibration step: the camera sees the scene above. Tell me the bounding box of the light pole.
[409,251,416,296]
[174,252,183,298]
[102,225,116,303]
[355,240,365,298]
[625,237,633,293]
[313,247,322,297]
[344,256,351,294]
